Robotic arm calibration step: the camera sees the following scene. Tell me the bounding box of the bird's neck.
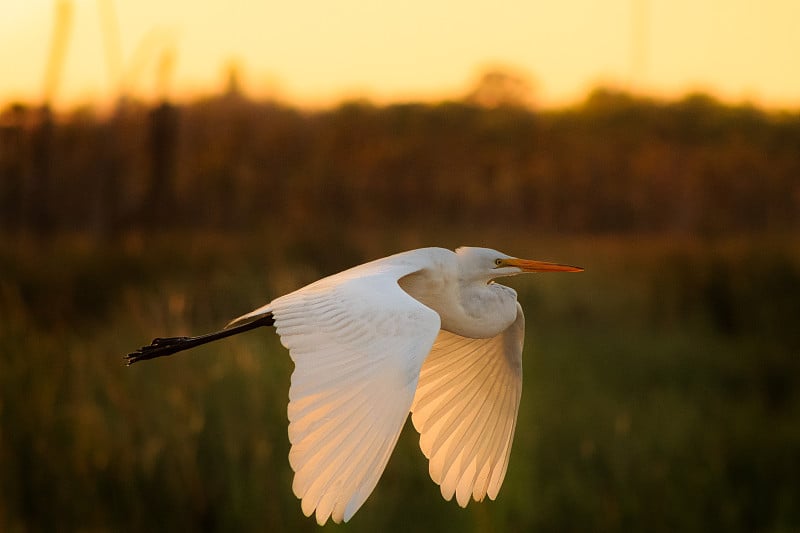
[399,268,517,339]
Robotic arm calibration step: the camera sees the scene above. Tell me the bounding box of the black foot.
[125,336,192,365]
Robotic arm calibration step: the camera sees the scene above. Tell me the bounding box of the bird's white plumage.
[232,251,443,524]
[224,246,580,524]
[411,303,523,507]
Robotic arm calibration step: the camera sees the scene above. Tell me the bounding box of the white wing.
[410,302,524,507]
[232,253,441,525]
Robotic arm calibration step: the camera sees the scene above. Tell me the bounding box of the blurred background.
[1,1,799,531]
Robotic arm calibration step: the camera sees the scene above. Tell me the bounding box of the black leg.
[125,313,274,365]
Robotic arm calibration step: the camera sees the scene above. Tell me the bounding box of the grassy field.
[1,231,798,532]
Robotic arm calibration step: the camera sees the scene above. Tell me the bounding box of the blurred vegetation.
[0,84,799,531]
[1,87,799,238]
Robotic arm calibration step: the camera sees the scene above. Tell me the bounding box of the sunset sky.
[2,0,799,110]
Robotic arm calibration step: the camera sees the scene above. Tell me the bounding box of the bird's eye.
[494,258,503,266]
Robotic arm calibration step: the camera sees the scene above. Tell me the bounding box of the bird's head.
[456,246,583,283]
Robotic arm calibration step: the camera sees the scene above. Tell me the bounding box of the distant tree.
[463,67,537,109]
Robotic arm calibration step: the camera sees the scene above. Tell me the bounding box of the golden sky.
[2,0,799,109]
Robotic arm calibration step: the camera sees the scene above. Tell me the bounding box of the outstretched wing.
[232,257,441,525]
[410,303,524,507]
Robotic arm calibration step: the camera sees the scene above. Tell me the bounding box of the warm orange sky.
[2,0,799,110]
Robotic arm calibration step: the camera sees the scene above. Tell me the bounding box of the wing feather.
[411,303,524,507]
[233,255,442,525]
[297,399,380,513]
[427,357,497,485]
[442,367,507,504]
[472,372,514,499]
[413,345,490,430]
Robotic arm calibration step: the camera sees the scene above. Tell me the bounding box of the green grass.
[1,232,798,532]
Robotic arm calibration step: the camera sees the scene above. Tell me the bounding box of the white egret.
[126,246,583,524]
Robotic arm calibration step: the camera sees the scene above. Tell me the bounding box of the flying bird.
[126,246,583,524]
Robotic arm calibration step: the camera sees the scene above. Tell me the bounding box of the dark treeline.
[1,88,799,237]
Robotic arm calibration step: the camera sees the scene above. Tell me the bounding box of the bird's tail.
[225,304,274,329]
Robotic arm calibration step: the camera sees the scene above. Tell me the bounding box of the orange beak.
[503,258,584,273]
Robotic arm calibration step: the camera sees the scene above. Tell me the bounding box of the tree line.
[1,88,798,238]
